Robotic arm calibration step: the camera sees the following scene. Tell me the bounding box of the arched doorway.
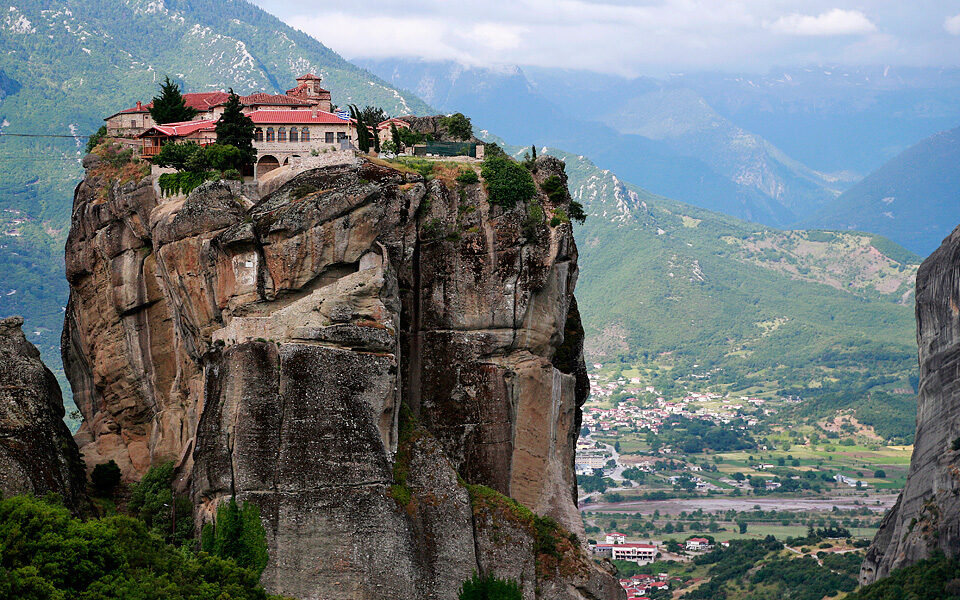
[256,155,280,179]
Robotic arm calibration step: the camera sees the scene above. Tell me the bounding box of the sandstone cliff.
[861,224,960,584]
[64,151,622,600]
[0,316,88,512]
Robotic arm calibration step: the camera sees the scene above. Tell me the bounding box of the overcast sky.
[250,0,960,76]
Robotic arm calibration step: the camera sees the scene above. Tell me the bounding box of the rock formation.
[0,316,88,512]
[64,150,622,600]
[861,224,960,584]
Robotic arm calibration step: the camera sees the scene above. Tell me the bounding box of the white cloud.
[256,1,960,75]
[945,13,960,35]
[768,9,877,36]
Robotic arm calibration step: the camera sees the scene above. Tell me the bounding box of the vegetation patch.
[480,156,536,209]
[0,494,281,599]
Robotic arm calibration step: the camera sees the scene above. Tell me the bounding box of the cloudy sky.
[251,0,960,76]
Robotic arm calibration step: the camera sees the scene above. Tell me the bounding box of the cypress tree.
[391,122,402,149]
[215,90,256,168]
[149,76,197,124]
[531,145,537,159]
[350,104,371,153]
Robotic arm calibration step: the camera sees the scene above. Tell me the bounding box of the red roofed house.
[138,107,356,179]
[106,74,333,137]
[685,537,710,551]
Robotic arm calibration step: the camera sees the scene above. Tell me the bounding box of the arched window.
[254,128,263,142]
[301,127,310,142]
[266,127,275,142]
[278,127,287,142]
[289,128,298,142]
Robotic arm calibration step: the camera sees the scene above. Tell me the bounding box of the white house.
[605,532,627,544]
[685,537,710,551]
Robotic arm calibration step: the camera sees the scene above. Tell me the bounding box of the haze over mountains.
[363,58,960,250]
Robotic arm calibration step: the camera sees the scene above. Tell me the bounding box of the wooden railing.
[142,145,161,157]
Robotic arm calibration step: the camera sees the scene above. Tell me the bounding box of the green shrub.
[456,169,479,184]
[157,170,218,196]
[480,156,536,209]
[550,208,568,227]
[128,462,194,546]
[90,460,121,497]
[200,497,269,577]
[0,495,271,599]
[952,437,960,451]
[458,573,522,600]
[524,200,544,239]
[540,175,566,202]
[85,125,107,153]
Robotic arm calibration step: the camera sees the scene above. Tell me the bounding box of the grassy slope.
[544,148,918,399]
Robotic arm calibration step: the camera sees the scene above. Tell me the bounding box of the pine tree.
[215,90,256,168]
[149,76,197,124]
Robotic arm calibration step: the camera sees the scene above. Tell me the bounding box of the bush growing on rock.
[480,156,536,209]
[201,497,269,577]
[458,573,522,600]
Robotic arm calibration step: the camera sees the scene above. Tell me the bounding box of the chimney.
[136,101,142,110]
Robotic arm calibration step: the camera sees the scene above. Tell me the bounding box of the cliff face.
[64,152,621,600]
[0,317,88,512]
[861,225,960,584]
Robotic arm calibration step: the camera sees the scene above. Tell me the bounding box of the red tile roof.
[138,119,217,138]
[297,73,322,81]
[247,110,351,125]
[241,92,312,106]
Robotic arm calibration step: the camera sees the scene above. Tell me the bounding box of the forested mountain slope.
[807,126,960,256]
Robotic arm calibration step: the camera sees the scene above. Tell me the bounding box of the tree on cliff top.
[441,112,473,140]
[149,76,197,124]
[215,90,256,168]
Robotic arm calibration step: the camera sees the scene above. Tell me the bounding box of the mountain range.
[362,58,960,243]
[0,0,944,430]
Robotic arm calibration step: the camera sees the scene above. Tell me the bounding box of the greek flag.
[336,110,350,120]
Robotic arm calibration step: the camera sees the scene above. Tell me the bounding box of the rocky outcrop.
[0,317,88,512]
[861,224,960,584]
[64,151,622,599]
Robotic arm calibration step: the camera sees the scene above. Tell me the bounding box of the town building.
[685,537,710,551]
[593,543,658,563]
[605,532,627,544]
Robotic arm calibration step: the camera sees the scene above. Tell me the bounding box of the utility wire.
[0,133,95,138]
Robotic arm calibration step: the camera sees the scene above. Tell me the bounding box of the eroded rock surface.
[0,317,88,512]
[64,153,621,599]
[862,224,960,584]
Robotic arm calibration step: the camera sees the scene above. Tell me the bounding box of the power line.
[0,133,95,138]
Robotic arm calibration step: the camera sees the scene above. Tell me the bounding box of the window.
[130,120,137,129]
[289,128,298,142]
[266,127,275,142]
[325,131,334,143]
[301,127,310,142]
[278,127,286,142]
[337,132,347,141]
[254,128,263,142]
